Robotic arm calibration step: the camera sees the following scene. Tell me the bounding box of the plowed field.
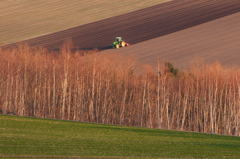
[12,0,240,51]
[0,0,169,44]
[103,12,240,69]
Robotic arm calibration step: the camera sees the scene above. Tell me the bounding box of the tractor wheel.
[121,41,125,47]
[115,44,119,49]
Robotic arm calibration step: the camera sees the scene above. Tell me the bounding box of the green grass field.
[1,115,240,158]
[0,0,170,45]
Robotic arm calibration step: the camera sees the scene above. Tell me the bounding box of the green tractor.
[112,37,129,49]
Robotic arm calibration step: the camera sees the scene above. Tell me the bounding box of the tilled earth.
[6,0,240,69]
[103,12,240,70]
[14,0,240,49]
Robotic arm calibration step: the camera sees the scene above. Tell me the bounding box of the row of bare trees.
[0,43,239,136]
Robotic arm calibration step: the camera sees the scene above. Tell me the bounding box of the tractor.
[112,37,129,49]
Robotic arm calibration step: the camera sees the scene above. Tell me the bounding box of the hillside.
[5,0,240,51]
[102,12,240,69]
[1,115,240,158]
[1,0,240,140]
[0,0,169,45]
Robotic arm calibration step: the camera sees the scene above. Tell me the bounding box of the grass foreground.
[0,115,240,159]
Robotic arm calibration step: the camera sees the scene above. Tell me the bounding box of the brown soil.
[103,12,240,70]
[5,0,240,68]
[8,0,240,50]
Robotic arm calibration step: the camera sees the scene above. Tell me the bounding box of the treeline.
[0,42,239,136]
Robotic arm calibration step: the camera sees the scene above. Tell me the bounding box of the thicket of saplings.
[0,42,239,136]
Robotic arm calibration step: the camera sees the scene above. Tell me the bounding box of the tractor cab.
[115,37,122,42]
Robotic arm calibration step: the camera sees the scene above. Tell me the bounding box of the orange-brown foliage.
[0,43,239,136]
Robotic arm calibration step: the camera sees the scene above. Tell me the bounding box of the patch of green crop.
[0,115,240,158]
